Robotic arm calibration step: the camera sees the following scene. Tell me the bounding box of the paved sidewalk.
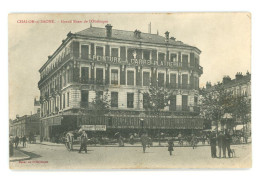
[9,148,30,162]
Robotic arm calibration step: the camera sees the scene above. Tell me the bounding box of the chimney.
[105,24,112,38]
[235,72,243,80]
[148,22,151,34]
[206,82,212,89]
[165,31,170,42]
[222,76,231,84]
[170,37,176,41]
[134,29,141,39]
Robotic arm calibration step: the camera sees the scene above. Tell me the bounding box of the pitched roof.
[75,27,197,49]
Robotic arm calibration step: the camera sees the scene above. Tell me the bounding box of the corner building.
[38,24,203,140]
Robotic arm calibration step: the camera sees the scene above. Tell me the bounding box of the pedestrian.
[22,135,27,148]
[129,134,134,145]
[217,131,224,158]
[209,131,217,158]
[118,135,124,147]
[141,133,148,153]
[14,136,19,148]
[225,131,232,158]
[78,131,88,154]
[168,137,174,156]
[191,134,197,149]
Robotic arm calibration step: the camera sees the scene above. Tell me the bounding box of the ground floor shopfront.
[40,112,204,141]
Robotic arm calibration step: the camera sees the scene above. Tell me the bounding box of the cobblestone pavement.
[10,143,251,169]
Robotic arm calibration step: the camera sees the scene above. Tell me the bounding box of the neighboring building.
[10,113,40,137]
[34,97,41,114]
[38,24,203,140]
[204,72,251,131]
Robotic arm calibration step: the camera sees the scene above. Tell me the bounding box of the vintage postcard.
[9,13,251,169]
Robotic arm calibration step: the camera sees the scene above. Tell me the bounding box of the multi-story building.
[10,114,40,137]
[10,98,41,137]
[38,24,203,140]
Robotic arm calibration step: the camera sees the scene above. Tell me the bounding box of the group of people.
[13,135,27,148]
[209,130,232,158]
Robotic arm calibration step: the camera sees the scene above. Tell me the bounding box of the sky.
[8,13,251,119]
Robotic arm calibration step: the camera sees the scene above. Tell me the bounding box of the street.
[10,143,251,169]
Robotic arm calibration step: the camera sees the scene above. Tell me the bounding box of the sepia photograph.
[8,13,251,169]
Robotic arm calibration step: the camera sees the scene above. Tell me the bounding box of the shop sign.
[81,125,106,131]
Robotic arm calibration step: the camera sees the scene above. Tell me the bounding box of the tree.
[89,91,110,117]
[200,84,233,133]
[231,95,251,134]
[79,91,110,126]
[142,85,171,145]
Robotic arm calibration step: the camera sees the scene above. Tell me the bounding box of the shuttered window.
[111,92,118,108]
[96,46,103,56]
[111,48,119,57]
[127,70,134,85]
[143,72,150,86]
[96,68,103,85]
[158,73,164,87]
[81,45,89,59]
[127,93,134,108]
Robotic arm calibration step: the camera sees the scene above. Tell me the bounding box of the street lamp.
[140,118,144,134]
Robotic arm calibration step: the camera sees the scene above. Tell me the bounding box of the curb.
[9,149,31,162]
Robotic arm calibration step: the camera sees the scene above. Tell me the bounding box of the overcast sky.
[9,13,251,119]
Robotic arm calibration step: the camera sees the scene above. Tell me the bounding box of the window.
[182,95,188,111]
[96,68,103,85]
[81,67,89,84]
[81,45,89,59]
[170,73,177,88]
[143,50,150,60]
[81,90,88,107]
[158,73,165,87]
[170,53,177,63]
[182,54,188,67]
[96,46,103,56]
[127,93,134,108]
[143,93,149,109]
[127,70,134,85]
[111,69,118,85]
[158,53,165,64]
[111,92,118,108]
[182,74,188,89]
[169,95,176,111]
[63,94,65,109]
[111,48,119,57]
[67,92,69,107]
[143,71,150,86]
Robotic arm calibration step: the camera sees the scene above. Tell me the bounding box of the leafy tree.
[89,91,110,116]
[231,95,251,133]
[200,84,233,133]
[142,86,170,115]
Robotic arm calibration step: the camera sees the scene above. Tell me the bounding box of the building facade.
[10,113,40,137]
[38,24,203,140]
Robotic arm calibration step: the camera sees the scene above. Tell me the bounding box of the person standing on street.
[14,136,19,148]
[225,130,232,158]
[217,131,224,158]
[168,137,174,156]
[22,135,27,148]
[209,131,217,158]
[78,131,88,154]
[141,133,148,153]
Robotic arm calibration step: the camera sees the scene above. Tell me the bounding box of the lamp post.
[140,118,144,134]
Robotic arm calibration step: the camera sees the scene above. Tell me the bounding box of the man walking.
[217,131,224,158]
[22,135,27,148]
[14,136,19,148]
[78,131,88,154]
[141,133,148,153]
[209,131,217,158]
